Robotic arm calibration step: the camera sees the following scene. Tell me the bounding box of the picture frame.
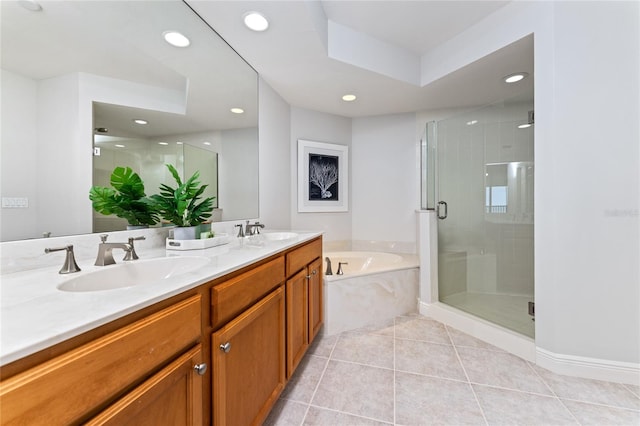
[297,139,349,212]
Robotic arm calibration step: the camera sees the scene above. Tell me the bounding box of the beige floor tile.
[331,331,394,369]
[395,339,467,381]
[457,346,551,395]
[281,355,329,403]
[395,371,485,425]
[473,385,577,425]
[264,398,309,426]
[624,383,640,398]
[393,316,451,344]
[532,365,640,410]
[562,399,640,425]
[303,406,392,425]
[308,333,338,358]
[311,360,394,423]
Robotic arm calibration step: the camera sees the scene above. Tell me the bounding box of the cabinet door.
[307,257,323,342]
[87,345,204,426]
[286,268,309,377]
[212,287,285,426]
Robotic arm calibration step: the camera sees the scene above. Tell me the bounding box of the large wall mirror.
[0,0,259,242]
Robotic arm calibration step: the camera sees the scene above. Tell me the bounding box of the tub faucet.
[94,234,132,266]
[325,257,333,275]
[337,261,349,275]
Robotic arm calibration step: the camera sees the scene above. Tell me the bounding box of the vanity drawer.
[286,238,322,276]
[211,256,285,328]
[0,295,201,425]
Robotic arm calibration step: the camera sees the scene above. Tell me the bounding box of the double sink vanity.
[0,230,323,425]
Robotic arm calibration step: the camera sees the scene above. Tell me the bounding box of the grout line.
[527,360,582,425]
[446,325,489,426]
[623,383,640,399]
[305,403,394,425]
[299,333,339,425]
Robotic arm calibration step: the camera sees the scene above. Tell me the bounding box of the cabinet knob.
[219,342,231,353]
[306,270,318,279]
[193,363,208,376]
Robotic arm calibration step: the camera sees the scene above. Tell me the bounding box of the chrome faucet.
[94,234,132,266]
[325,257,333,275]
[45,245,81,274]
[235,223,245,238]
[245,220,265,236]
[337,261,349,275]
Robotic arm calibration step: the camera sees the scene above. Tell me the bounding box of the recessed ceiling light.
[518,123,532,129]
[243,12,269,32]
[163,30,190,47]
[133,119,148,125]
[115,144,125,148]
[466,120,478,126]
[176,141,183,145]
[230,108,244,114]
[18,0,42,12]
[504,72,529,83]
[342,94,357,102]
[158,142,169,146]
[203,142,211,146]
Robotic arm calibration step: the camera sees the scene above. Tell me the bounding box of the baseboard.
[419,301,640,385]
[536,347,640,385]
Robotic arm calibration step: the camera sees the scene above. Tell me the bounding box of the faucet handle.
[45,245,81,274]
[100,234,108,243]
[124,236,145,261]
[235,223,245,238]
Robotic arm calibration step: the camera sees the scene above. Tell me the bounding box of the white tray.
[166,233,230,251]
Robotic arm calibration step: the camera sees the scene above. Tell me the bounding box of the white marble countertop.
[0,231,322,366]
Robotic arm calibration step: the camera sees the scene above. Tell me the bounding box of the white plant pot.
[172,225,199,241]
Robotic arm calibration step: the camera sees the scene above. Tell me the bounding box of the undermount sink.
[57,256,210,292]
[262,232,298,241]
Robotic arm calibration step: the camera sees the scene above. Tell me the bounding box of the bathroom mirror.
[0,0,259,242]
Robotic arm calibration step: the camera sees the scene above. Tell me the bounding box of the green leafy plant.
[89,166,159,226]
[151,164,215,227]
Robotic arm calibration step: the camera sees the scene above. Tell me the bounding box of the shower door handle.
[437,201,448,219]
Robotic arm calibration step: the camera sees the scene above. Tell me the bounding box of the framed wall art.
[297,139,348,212]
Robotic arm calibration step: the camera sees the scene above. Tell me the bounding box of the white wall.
[258,78,291,229]
[290,107,352,241]
[0,70,39,240]
[351,113,418,252]
[424,1,640,368]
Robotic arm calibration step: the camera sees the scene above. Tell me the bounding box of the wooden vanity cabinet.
[285,238,323,377]
[0,295,202,425]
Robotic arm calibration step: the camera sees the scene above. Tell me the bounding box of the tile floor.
[265,315,640,426]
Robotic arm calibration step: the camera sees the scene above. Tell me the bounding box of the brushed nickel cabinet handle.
[193,363,208,376]
[219,342,231,353]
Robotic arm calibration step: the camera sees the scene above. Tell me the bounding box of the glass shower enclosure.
[423,96,535,338]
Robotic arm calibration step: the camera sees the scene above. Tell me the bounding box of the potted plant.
[151,164,215,240]
[89,166,159,228]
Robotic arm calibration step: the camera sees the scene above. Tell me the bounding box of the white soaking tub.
[323,251,419,335]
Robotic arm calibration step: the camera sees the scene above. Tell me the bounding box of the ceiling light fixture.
[466,120,478,126]
[503,72,529,83]
[243,12,269,32]
[115,144,125,148]
[230,108,244,114]
[518,123,532,129]
[158,142,169,146]
[342,94,357,102]
[133,119,148,125]
[176,141,183,145]
[203,142,211,146]
[163,30,190,47]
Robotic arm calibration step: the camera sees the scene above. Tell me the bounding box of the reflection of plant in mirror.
[151,164,215,227]
[89,167,159,226]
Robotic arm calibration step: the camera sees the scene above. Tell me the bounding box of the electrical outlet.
[2,197,29,208]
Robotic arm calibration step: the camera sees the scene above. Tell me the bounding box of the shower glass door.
[436,97,535,338]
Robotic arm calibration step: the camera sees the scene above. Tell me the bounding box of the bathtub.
[323,251,419,335]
